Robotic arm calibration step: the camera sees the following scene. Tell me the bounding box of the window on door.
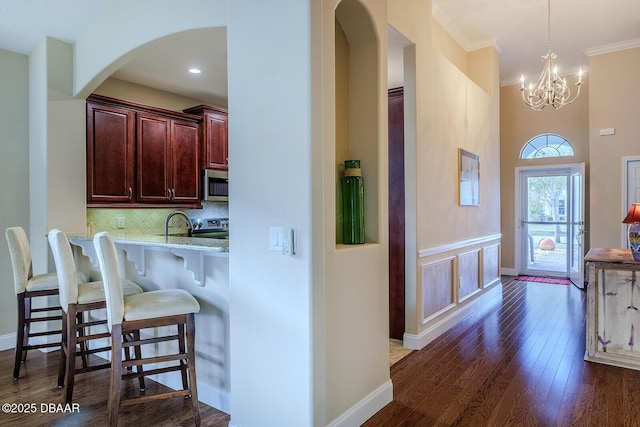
[520,133,574,159]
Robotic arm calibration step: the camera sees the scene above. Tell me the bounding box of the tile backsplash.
[87,202,229,237]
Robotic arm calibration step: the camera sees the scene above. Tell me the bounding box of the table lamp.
[622,203,640,261]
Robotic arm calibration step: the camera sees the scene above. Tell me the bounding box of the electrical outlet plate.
[117,217,125,229]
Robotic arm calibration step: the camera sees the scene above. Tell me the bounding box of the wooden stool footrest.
[31,306,62,313]
[25,315,62,323]
[75,345,111,356]
[123,364,180,380]
[123,334,179,348]
[29,329,62,337]
[24,342,60,350]
[76,332,110,343]
[120,390,191,406]
[77,319,108,328]
[75,362,111,374]
[122,352,186,368]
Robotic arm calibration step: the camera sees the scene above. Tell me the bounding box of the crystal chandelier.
[520,0,583,111]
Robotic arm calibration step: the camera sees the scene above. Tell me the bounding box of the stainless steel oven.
[203,169,228,202]
[191,217,229,239]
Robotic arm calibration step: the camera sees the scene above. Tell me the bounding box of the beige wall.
[324,0,391,423]
[499,79,590,271]
[589,47,640,248]
[0,49,29,338]
[431,19,467,75]
[389,0,502,350]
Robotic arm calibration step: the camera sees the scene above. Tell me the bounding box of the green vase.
[342,160,364,244]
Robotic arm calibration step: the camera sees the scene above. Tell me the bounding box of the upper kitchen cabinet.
[86,95,201,207]
[184,105,228,170]
[137,113,200,203]
[87,101,136,203]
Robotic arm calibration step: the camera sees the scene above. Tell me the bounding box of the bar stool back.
[47,228,144,404]
[5,226,86,380]
[93,231,201,426]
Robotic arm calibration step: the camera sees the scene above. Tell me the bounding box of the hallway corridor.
[365,277,640,426]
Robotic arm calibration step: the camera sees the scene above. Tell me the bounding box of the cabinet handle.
[170,188,175,200]
[127,187,132,200]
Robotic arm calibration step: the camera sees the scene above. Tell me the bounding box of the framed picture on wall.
[459,148,479,206]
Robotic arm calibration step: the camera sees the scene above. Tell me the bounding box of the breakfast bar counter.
[585,248,640,370]
[69,234,227,286]
[67,233,231,413]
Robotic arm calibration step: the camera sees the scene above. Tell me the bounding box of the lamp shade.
[624,204,640,261]
[623,203,640,224]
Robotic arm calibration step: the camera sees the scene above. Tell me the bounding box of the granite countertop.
[69,233,229,252]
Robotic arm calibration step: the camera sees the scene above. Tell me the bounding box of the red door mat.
[517,276,572,285]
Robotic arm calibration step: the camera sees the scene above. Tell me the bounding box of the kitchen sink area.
[86,206,229,239]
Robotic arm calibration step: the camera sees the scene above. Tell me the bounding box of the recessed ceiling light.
[188,68,202,74]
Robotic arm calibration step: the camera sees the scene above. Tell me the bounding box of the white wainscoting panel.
[411,234,502,350]
[458,249,480,302]
[421,256,455,323]
[483,243,501,287]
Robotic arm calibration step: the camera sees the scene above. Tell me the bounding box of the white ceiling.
[1,0,639,103]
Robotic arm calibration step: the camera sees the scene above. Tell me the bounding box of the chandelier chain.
[547,0,551,52]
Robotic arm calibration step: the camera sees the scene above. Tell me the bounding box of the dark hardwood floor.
[0,349,229,426]
[365,276,640,426]
[5,277,640,426]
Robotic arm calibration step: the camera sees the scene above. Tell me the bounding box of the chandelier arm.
[519,0,583,111]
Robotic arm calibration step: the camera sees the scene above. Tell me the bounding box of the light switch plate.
[270,227,295,255]
[270,227,283,252]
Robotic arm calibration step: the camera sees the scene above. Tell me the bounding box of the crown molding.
[584,38,640,57]
[432,3,499,53]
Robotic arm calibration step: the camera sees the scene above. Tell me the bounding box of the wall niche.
[335,0,380,247]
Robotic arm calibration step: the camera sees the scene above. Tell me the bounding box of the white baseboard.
[404,283,502,350]
[326,379,393,427]
[0,333,15,351]
[501,267,517,276]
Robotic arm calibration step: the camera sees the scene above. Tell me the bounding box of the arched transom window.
[520,133,575,159]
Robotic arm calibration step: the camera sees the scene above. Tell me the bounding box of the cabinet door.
[204,111,228,170]
[170,119,200,202]
[87,102,135,203]
[137,113,171,202]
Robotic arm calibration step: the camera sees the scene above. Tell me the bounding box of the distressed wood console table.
[585,248,640,370]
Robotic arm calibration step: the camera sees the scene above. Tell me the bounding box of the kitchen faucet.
[164,210,194,240]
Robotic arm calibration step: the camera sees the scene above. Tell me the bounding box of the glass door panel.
[518,164,585,284]
[569,166,585,287]
[523,174,568,275]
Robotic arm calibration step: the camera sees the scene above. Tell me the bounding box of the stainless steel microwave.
[203,169,228,202]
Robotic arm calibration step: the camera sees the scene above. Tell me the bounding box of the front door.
[518,164,585,286]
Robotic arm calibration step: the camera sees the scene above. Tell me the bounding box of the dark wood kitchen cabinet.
[137,113,200,203]
[87,101,136,203]
[86,95,201,207]
[183,105,228,170]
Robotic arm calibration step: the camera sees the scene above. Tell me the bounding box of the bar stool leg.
[186,314,200,425]
[108,324,123,427]
[13,293,26,380]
